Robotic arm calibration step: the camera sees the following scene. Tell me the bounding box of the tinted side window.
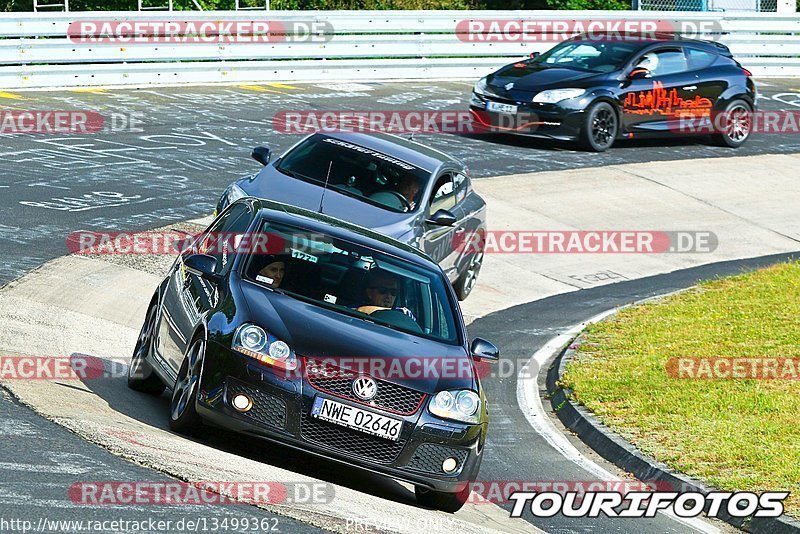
[652,49,688,77]
[197,203,251,275]
[635,48,689,77]
[686,48,717,71]
[430,173,456,212]
[454,172,469,204]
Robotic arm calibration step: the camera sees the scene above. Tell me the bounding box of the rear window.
[686,48,717,70]
[276,135,430,213]
[242,220,461,345]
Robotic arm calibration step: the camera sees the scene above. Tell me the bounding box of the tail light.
[743,68,753,77]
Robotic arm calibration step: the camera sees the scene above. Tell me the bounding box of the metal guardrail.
[0,10,798,88]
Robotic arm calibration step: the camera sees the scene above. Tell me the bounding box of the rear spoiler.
[696,39,733,57]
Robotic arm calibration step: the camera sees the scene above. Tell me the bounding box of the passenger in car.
[257,256,286,288]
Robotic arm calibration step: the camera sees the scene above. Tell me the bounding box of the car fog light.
[232,394,253,412]
[442,457,458,473]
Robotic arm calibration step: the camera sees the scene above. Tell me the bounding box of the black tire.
[169,338,205,435]
[127,303,166,395]
[578,101,618,152]
[415,485,470,513]
[454,249,484,301]
[711,99,753,148]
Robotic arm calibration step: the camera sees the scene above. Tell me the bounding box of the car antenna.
[318,160,333,214]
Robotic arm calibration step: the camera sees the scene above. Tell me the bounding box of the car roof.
[247,197,442,270]
[569,32,731,55]
[312,131,462,172]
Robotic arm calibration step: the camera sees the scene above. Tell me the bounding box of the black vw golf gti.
[470,33,756,151]
[128,198,499,512]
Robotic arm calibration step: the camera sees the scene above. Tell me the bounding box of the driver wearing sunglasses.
[356,270,416,320]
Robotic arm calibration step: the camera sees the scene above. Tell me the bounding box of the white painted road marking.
[517,307,721,533]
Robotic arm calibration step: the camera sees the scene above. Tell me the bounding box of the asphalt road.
[1,78,800,284]
[0,386,324,534]
[1,79,799,533]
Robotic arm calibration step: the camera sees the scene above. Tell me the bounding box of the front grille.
[482,94,518,105]
[300,409,407,464]
[406,443,469,474]
[226,379,287,430]
[305,360,425,415]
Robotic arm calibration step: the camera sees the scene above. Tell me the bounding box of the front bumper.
[195,341,486,493]
[469,92,586,141]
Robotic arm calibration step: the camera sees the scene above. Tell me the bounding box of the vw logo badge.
[505,82,514,91]
[352,377,377,401]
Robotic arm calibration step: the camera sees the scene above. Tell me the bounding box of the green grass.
[561,261,800,517]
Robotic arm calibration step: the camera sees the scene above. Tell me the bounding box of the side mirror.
[425,209,457,227]
[529,51,540,59]
[628,67,650,80]
[183,254,220,282]
[251,146,271,166]
[470,338,499,363]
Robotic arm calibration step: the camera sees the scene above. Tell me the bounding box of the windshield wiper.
[277,166,319,182]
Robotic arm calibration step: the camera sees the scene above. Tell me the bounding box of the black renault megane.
[470,33,756,151]
[128,197,499,512]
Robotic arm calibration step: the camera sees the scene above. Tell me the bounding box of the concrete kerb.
[544,297,800,534]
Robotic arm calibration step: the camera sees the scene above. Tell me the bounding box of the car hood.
[237,169,416,242]
[240,281,475,394]
[487,63,604,95]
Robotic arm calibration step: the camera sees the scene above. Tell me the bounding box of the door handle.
[682,85,697,91]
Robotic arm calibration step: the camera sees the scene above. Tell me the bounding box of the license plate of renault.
[311,397,402,441]
[486,101,517,114]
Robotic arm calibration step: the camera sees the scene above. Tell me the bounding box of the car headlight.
[470,91,484,107]
[232,324,297,370]
[473,77,488,96]
[532,88,586,104]
[428,390,481,424]
[219,183,247,212]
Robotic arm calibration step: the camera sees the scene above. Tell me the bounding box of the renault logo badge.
[352,377,378,401]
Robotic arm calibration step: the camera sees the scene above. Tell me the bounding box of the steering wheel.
[370,309,422,333]
[387,190,412,211]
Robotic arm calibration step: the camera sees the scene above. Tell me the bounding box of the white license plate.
[486,101,518,114]
[311,397,402,441]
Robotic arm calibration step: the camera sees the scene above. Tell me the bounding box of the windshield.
[533,40,640,73]
[276,135,430,213]
[242,220,461,345]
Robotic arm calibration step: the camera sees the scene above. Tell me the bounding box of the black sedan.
[470,33,756,151]
[128,198,499,512]
[216,132,486,300]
